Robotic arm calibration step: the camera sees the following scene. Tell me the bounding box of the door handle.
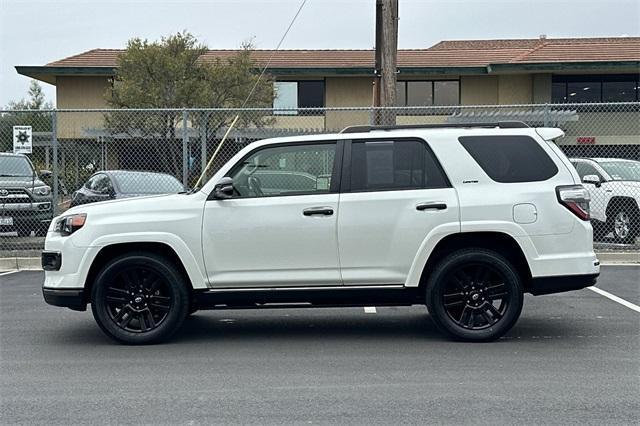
[303,207,334,216]
[416,202,447,211]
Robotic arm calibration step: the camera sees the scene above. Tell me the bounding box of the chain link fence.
[1,102,639,256]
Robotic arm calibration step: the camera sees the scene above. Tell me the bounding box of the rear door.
[337,138,459,285]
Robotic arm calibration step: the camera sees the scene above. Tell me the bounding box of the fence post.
[201,111,208,178]
[51,110,59,216]
[182,109,189,189]
[543,103,550,127]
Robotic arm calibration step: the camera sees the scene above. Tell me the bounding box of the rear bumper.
[42,287,87,311]
[528,273,599,296]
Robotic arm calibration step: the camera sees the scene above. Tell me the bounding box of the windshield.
[0,156,34,177]
[599,160,640,181]
[113,172,184,194]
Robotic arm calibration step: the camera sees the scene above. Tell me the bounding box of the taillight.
[556,185,590,220]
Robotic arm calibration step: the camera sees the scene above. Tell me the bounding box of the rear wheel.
[91,252,189,344]
[609,203,639,244]
[425,249,524,342]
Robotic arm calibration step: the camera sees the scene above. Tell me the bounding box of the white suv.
[42,122,600,344]
[570,158,640,244]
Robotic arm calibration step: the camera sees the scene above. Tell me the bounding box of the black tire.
[608,203,639,245]
[425,249,524,342]
[90,252,190,344]
[16,228,32,237]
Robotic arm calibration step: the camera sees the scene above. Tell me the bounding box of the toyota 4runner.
[1,152,53,237]
[42,122,600,344]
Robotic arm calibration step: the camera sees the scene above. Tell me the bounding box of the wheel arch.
[416,232,533,293]
[83,242,196,303]
[605,196,639,219]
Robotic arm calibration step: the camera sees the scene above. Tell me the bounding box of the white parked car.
[570,158,640,244]
[42,122,599,344]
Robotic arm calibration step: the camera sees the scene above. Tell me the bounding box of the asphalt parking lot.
[1,267,638,425]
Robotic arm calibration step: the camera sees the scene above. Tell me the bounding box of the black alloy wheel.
[441,263,510,330]
[104,267,173,333]
[426,249,524,342]
[91,252,189,344]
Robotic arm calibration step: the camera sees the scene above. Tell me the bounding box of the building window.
[274,80,325,114]
[602,81,637,102]
[395,80,459,107]
[434,81,459,106]
[551,75,639,103]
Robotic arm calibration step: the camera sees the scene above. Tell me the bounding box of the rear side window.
[349,139,449,191]
[459,136,558,183]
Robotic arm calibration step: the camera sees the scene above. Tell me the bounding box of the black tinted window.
[459,136,558,183]
[350,140,448,191]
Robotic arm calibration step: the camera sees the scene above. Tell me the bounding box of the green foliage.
[104,32,274,178]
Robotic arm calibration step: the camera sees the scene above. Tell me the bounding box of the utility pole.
[374,0,398,125]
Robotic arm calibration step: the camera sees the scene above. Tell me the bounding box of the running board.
[192,285,423,310]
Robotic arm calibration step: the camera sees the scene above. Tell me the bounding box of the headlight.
[53,213,87,236]
[33,186,51,196]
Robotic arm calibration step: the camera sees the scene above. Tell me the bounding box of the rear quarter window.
[458,135,558,183]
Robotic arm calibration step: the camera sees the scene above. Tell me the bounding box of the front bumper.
[528,272,599,296]
[0,203,53,229]
[42,287,87,311]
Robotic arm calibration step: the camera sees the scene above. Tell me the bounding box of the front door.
[202,141,342,287]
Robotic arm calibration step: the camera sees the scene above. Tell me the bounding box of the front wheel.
[425,249,524,342]
[91,252,189,344]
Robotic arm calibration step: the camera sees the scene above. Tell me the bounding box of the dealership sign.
[13,126,33,154]
[577,136,596,145]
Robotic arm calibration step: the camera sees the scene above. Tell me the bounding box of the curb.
[1,252,638,273]
[596,252,640,264]
[0,257,42,271]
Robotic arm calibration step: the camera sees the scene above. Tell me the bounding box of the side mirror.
[582,174,601,187]
[39,170,52,179]
[212,177,234,200]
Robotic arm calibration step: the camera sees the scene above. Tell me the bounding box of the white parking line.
[0,270,19,277]
[588,286,640,313]
[364,306,377,314]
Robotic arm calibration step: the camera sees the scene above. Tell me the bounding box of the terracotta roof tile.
[43,37,640,69]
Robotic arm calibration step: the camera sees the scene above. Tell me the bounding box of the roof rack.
[339,121,530,134]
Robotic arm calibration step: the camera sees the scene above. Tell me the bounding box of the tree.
[7,80,53,111]
[105,32,274,179]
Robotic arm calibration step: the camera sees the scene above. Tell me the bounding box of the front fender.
[87,232,208,289]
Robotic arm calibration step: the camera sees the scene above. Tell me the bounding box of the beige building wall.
[325,77,373,130]
[497,74,532,104]
[56,76,110,139]
[532,74,552,103]
[460,76,498,105]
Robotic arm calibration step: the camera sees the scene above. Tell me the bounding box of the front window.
[273,81,325,114]
[395,80,459,108]
[552,75,639,103]
[114,173,183,194]
[598,160,640,181]
[229,143,336,197]
[0,156,34,177]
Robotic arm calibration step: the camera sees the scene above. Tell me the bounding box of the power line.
[240,0,309,108]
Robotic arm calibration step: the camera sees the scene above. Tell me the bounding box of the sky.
[1,0,639,106]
